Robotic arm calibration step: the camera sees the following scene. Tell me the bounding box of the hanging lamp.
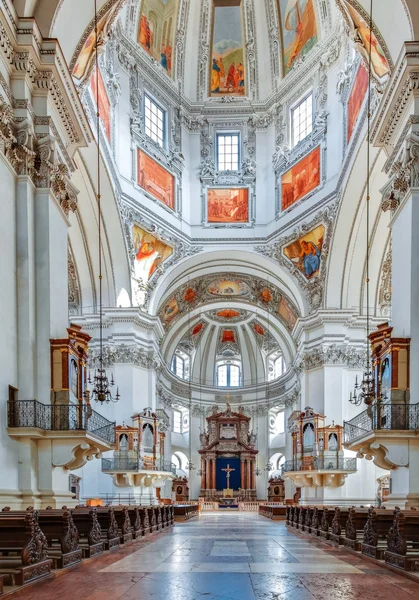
[349,0,378,408]
[87,0,120,404]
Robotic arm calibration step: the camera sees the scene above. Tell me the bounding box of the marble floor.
[8,512,419,600]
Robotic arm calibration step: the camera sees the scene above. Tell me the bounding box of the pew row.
[174,504,199,521]
[286,504,419,572]
[258,505,287,520]
[0,509,52,586]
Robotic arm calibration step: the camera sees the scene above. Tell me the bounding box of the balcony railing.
[102,455,176,474]
[7,400,116,444]
[282,457,357,473]
[344,402,419,445]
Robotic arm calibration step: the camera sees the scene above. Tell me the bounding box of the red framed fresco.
[347,64,368,143]
[137,149,175,211]
[207,188,249,223]
[90,68,111,141]
[281,146,321,211]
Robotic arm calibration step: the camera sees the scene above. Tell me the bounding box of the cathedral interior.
[1,0,419,598]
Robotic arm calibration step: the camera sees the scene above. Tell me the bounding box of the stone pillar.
[247,459,251,491]
[212,459,216,491]
[205,457,210,490]
[201,459,205,490]
[240,459,245,490]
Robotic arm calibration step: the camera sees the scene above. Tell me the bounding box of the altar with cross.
[198,404,258,501]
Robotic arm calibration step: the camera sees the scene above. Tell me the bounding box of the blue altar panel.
[216,457,241,491]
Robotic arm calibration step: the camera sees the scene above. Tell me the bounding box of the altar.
[218,497,239,509]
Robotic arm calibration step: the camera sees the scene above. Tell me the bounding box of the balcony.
[101,453,176,490]
[281,457,357,488]
[7,400,116,469]
[343,403,419,469]
[102,456,176,475]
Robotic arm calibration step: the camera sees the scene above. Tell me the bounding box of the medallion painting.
[278,0,318,75]
[132,225,173,288]
[138,0,179,77]
[90,68,111,141]
[162,297,179,323]
[284,224,325,279]
[210,0,246,97]
[137,149,175,210]
[222,330,236,344]
[282,146,321,211]
[347,64,368,142]
[208,188,249,223]
[208,279,251,297]
[217,309,241,319]
[344,1,390,80]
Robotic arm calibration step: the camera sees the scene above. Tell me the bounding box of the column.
[240,459,245,490]
[251,459,255,490]
[212,459,216,491]
[247,459,251,492]
[201,459,205,490]
[205,457,210,490]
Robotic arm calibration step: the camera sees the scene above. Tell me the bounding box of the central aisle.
[12,512,419,599]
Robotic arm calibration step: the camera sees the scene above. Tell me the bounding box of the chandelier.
[348,0,377,409]
[254,465,262,476]
[264,461,273,472]
[88,0,120,404]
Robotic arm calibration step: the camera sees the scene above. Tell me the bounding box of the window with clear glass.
[144,94,165,147]
[216,362,241,387]
[217,133,240,171]
[173,410,182,434]
[268,354,285,381]
[292,94,313,147]
[275,412,285,434]
[171,353,190,381]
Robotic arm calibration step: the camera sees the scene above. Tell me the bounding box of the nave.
[9,513,419,600]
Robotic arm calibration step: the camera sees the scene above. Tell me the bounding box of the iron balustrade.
[7,400,116,444]
[343,402,419,444]
[101,454,176,474]
[281,457,357,473]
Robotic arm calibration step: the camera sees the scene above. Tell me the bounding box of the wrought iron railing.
[101,454,176,474]
[281,457,357,473]
[344,402,419,444]
[7,400,116,444]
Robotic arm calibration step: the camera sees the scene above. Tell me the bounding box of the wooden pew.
[168,505,174,525]
[155,507,163,532]
[37,507,82,569]
[328,507,350,546]
[362,507,395,559]
[318,506,335,540]
[293,506,301,529]
[298,506,307,532]
[126,506,143,539]
[303,507,315,533]
[342,507,369,550]
[139,507,151,536]
[71,507,104,558]
[174,504,199,522]
[258,505,287,520]
[147,506,158,532]
[0,509,52,586]
[310,507,324,537]
[113,507,133,544]
[385,509,419,571]
[95,507,120,551]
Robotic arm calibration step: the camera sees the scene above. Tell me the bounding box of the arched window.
[268,352,285,381]
[172,409,183,434]
[171,351,190,380]
[216,361,241,387]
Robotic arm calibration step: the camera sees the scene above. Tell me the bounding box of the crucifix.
[222,463,235,490]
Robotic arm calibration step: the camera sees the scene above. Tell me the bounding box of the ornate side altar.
[199,404,258,500]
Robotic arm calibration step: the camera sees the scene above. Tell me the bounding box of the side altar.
[199,404,258,500]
